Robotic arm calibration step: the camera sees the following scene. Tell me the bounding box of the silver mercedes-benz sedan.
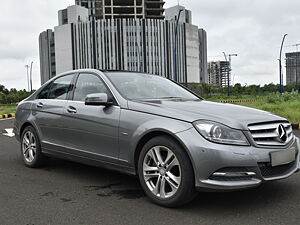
[14,69,300,207]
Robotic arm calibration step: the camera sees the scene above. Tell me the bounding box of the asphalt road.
[1,119,300,225]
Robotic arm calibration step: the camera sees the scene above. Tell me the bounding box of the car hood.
[127,100,288,130]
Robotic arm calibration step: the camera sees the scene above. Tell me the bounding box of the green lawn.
[0,93,299,123]
[0,104,17,115]
[206,93,300,124]
[238,100,300,124]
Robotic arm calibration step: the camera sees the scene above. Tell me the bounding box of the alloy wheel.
[22,131,37,163]
[143,146,181,199]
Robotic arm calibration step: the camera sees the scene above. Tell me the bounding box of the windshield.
[105,72,200,101]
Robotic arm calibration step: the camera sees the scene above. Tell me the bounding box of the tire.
[138,135,197,207]
[20,126,46,168]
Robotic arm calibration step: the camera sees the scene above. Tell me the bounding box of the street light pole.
[25,65,30,92]
[173,9,184,83]
[30,61,33,93]
[279,34,288,94]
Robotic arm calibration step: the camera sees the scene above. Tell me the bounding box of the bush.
[0,85,31,104]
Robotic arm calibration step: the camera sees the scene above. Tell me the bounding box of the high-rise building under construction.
[75,0,165,19]
[208,61,231,87]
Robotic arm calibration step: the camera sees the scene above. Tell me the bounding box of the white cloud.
[167,0,300,85]
[0,0,299,89]
[0,0,74,90]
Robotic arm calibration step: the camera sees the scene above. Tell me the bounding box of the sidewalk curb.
[0,113,15,120]
[292,124,300,130]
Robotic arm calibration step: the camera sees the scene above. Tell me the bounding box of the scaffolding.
[208,61,231,87]
[286,52,300,85]
[76,0,165,19]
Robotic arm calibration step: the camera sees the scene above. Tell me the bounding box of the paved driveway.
[1,118,300,225]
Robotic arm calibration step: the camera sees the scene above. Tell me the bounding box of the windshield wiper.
[159,97,183,99]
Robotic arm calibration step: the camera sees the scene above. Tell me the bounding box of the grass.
[206,93,300,124]
[0,104,17,115]
[238,100,300,124]
[0,93,299,124]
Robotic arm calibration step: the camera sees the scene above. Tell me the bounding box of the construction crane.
[208,54,237,60]
[286,43,300,52]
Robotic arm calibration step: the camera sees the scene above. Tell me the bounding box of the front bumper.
[176,128,300,191]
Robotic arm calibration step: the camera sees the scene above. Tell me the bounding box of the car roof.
[101,70,150,75]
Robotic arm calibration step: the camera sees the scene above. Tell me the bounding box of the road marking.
[0,118,14,121]
[2,129,15,137]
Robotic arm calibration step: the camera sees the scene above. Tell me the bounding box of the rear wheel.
[138,135,197,207]
[21,126,46,168]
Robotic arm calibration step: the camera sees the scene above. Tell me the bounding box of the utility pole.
[25,65,30,92]
[173,9,184,83]
[279,34,288,94]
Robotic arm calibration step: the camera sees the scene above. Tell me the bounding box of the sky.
[0,0,300,90]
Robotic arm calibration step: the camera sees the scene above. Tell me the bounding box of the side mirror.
[85,93,114,106]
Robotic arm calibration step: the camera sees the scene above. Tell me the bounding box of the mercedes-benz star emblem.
[277,124,287,143]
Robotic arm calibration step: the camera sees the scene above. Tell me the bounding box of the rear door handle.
[67,106,77,114]
[37,102,43,108]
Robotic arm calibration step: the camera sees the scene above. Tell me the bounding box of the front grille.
[248,121,294,146]
[258,161,296,178]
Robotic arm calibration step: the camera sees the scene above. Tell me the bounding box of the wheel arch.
[133,129,195,177]
[20,121,37,138]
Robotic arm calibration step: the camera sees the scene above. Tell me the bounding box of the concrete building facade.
[58,5,89,25]
[39,4,208,85]
[75,0,165,20]
[39,30,56,85]
[165,5,192,24]
[208,61,230,87]
[286,52,300,85]
[198,29,207,84]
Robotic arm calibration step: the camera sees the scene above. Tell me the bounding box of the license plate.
[270,149,296,167]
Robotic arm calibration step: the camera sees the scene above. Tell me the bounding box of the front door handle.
[67,106,77,114]
[37,102,43,108]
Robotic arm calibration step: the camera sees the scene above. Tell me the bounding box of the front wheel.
[21,126,46,168]
[138,136,197,207]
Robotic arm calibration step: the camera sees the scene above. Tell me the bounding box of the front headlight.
[193,120,250,146]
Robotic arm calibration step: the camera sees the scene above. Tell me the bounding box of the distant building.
[165,5,192,24]
[286,52,300,85]
[75,0,165,20]
[39,29,56,85]
[198,29,208,83]
[39,4,208,85]
[208,61,230,87]
[75,0,103,19]
[58,5,89,26]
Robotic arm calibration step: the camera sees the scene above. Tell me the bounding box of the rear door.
[32,74,75,149]
[61,72,121,161]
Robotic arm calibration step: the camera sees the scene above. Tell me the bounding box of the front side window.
[48,75,74,100]
[73,73,109,102]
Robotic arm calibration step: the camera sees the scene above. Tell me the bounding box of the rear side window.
[37,83,52,99]
[37,75,74,100]
[48,75,74,100]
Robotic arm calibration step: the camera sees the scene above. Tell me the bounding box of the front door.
[61,73,120,161]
